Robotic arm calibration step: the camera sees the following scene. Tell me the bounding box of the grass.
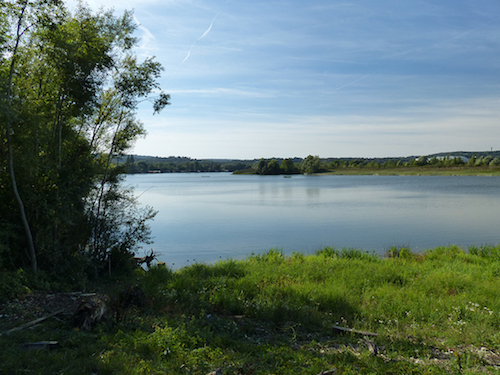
[320,166,500,176]
[3,245,500,374]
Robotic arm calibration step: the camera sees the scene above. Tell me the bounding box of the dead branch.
[332,325,378,337]
[134,248,157,269]
[1,309,64,335]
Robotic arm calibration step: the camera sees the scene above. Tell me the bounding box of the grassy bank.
[320,166,500,176]
[2,245,500,374]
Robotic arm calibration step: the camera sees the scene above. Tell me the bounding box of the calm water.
[126,173,500,268]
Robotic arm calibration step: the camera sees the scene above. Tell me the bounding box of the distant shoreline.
[317,166,500,176]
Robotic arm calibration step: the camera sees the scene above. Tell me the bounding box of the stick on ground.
[1,309,64,335]
[332,325,378,337]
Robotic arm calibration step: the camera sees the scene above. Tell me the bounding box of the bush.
[0,269,30,302]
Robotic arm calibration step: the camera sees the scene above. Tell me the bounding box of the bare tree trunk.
[92,109,124,258]
[5,126,37,273]
[5,3,37,273]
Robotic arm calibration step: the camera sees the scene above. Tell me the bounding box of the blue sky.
[68,0,500,159]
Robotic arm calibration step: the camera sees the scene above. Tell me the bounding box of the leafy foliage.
[300,155,322,174]
[0,1,167,283]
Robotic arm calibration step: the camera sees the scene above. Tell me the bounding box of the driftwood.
[1,309,64,335]
[73,297,106,331]
[134,249,157,269]
[332,325,378,337]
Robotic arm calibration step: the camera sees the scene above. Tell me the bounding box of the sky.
[66,0,500,159]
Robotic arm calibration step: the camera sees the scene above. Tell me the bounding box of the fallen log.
[1,309,64,335]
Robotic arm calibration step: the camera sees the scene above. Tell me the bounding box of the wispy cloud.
[332,75,370,91]
[199,14,218,39]
[181,13,219,64]
[133,16,157,56]
[70,0,500,158]
[170,87,274,98]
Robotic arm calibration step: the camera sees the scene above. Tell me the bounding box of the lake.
[126,173,500,268]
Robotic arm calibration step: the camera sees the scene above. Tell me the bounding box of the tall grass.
[3,245,500,374]
[142,245,500,348]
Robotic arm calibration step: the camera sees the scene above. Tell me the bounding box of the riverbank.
[2,245,500,374]
[235,165,500,176]
[319,165,500,176]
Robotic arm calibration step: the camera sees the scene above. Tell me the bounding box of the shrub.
[0,269,30,302]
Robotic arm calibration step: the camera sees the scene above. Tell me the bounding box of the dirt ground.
[0,292,104,333]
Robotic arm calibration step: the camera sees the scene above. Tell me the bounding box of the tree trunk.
[4,3,37,273]
[5,127,37,273]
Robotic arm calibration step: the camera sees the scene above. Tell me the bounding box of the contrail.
[200,14,218,39]
[334,75,369,91]
[181,13,219,64]
[385,25,482,60]
[181,50,191,64]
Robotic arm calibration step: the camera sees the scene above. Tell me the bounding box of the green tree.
[474,156,484,166]
[490,157,500,166]
[255,158,267,174]
[281,158,297,174]
[414,156,428,166]
[300,155,321,174]
[265,159,281,175]
[0,2,169,279]
[1,0,66,273]
[428,156,439,165]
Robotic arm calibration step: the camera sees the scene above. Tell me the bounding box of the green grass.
[3,245,500,374]
[320,166,500,176]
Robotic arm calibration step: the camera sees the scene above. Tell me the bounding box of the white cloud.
[132,95,500,159]
[62,0,500,159]
[133,16,157,56]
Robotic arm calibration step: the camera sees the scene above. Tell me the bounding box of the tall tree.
[1,0,65,272]
[300,155,321,174]
[0,1,169,278]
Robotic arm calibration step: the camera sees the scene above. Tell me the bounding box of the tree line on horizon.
[123,153,500,175]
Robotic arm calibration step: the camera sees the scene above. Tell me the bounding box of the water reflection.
[126,173,500,268]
